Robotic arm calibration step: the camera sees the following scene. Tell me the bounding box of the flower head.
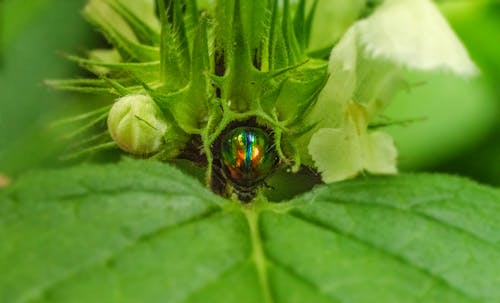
[306,0,477,183]
[50,0,478,200]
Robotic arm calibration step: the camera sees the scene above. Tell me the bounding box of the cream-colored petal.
[352,57,403,115]
[309,27,358,129]
[310,26,404,127]
[362,131,398,175]
[308,124,364,183]
[357,0,478,76]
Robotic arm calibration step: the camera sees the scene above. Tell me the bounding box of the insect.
[211,121,278,202]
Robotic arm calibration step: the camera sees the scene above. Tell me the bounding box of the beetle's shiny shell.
[220,127,276,187]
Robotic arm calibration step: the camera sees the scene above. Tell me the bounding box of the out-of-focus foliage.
[384,72,497,170]
[436,0,500,185]
[0,0,108,175]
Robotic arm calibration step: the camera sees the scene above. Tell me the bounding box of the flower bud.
[108,94,168,155]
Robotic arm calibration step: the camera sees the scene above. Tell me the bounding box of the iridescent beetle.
[211,120,278,202]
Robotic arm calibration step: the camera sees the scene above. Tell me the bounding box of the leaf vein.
[289,212,482,303]
[265,254,343,303]
[31,208,222,302]
[317,197,500,250]
[181,258,252,303]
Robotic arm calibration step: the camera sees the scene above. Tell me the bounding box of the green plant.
[1,0,499,302]
[47,0,478,198]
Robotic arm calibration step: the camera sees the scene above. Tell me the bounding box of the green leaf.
[1,160,500,302]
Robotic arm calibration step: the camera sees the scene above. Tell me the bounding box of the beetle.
[211,119,278,202]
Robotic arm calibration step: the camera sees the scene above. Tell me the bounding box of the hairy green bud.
[107,94,168,155]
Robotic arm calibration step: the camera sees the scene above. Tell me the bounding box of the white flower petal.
[304,0,475,181]
[311,27,359,128]
[362,131,398,175]
[310,26,404,127]
[309,126,364,183]
[308,103,398,183]
[357,0,478,76]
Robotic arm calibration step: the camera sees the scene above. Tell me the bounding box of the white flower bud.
[108,94,168,155]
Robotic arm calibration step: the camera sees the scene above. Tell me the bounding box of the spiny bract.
[49,0,476,201]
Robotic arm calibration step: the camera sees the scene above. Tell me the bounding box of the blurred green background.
[0,0,498,186]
